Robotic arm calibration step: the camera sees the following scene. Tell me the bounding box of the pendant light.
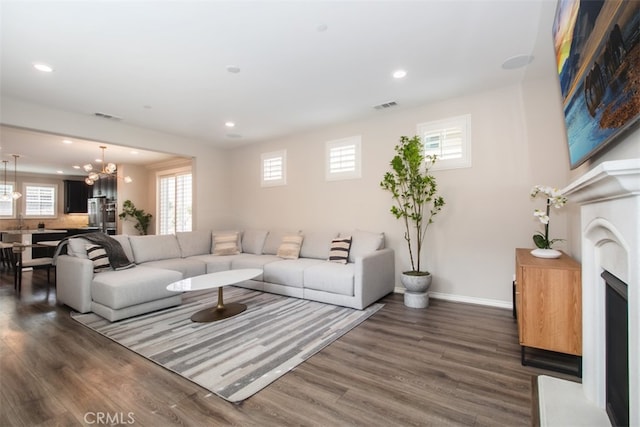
[0,160,10,202]
[84,146,132,185]
[12,155,22,200]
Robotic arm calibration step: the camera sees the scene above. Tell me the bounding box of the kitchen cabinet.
[92,175,117,201]
[514,248,582,375]
[64,180,91,213]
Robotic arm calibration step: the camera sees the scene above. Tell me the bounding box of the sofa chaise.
[55,229,395,321]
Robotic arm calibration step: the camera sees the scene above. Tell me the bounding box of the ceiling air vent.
[373,101,398,110]
[94,112,123,121]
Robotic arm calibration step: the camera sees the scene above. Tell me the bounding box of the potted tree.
[380,135,445,307]
[118,200,153,235]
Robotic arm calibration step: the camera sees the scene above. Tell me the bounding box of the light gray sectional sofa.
[55,229,395,321]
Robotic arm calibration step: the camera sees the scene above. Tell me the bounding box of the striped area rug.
[72,286,383,403]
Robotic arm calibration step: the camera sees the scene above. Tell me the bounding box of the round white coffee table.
[167,268,262,322]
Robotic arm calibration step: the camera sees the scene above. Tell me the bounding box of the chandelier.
[84,146,132,185]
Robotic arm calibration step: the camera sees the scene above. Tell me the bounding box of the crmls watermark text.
[83,412,135,425]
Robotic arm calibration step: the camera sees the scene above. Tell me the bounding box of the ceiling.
[0,0,558,175]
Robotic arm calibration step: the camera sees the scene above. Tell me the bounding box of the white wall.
[228,81,571,305]
[116,163,151,235]
[0,96,233,232]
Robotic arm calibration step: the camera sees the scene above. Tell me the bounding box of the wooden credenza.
[514,248,582,374]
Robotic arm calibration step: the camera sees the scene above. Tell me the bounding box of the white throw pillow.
[277,235,304,260]
[213,232,241,256]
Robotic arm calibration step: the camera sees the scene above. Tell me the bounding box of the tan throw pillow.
[213,232,240,256]
[277,235,304,260]
[328,236,352,264]
[86,244,111,272]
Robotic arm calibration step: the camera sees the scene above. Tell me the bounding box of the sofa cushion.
[68,237,89,258]
[328,236,352,264]
[299,231,338,259]
[111,235,134,262]
[130,235,181,263]
[213,232,241,255]
[344,229,384,263]
[277,234,304,259]
[241,230,269,254]
[303,262,355,296]
[231,254,281,274]
[86,244,111,272]
[262,229,299,255]
[176,230,211,257]
[263,258,325,288]
[140,258,206,278]
[91,266,182,310]
[189,253,242,273]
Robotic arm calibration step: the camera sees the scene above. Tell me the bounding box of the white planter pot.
[401,272,432,293]
[404,291,430,309]
[530,248,562,259]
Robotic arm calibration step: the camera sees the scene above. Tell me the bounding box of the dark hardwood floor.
[0,269,576,426]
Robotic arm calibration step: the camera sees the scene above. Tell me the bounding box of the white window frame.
[261,150,287,187]
[157,167,193,235]
[23,182,57,218]
[0,182,16,218]
[325,135,362,181]
[417,114,471,170]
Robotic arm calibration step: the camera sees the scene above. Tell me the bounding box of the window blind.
[24,184,55,216]
[158,172,192,235]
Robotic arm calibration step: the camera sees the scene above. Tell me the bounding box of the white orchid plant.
[530,185,568,249]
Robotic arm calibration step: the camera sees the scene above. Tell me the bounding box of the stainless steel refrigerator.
[87,197,117,235]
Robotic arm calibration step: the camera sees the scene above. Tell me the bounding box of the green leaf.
[532,233,548,249]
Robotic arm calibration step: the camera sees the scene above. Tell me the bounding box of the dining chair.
[0,242,13,272]
[10,245,55,295]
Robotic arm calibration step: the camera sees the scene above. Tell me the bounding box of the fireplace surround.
[562,159,639,426]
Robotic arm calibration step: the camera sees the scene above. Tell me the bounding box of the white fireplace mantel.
[563,158,640,203]
[560,158,639,427]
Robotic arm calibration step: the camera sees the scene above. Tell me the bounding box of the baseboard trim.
[394,287,512,309]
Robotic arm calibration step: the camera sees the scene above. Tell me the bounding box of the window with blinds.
[326,136,361,181]
[158,172,192,235]
[261,150,286,187]
[0,183,15,217]
[417,114,471,170]
[24,183,56,217]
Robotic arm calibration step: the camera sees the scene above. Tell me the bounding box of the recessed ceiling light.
[62,139,73,144]
[56,170,64,174]
[225,121,235,128]
[317,24,328,32]
[226,65,241,74]
[393,69,407,79]
[501,54,534,70]
[130,150,139,155]
[33,63,53,72]
[73,165,80,169]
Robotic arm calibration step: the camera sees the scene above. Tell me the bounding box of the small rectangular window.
[417,114,471,170]
[0,182,15,217]
[326,136,361,181]
[24,183,57,217]
[261,150,287,187]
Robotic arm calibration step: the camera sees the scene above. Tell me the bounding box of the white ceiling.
[0,0,558,175]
